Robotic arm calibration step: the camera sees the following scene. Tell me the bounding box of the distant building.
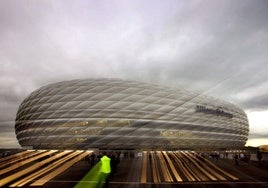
[259,145,268,153]
[15,79,249,150]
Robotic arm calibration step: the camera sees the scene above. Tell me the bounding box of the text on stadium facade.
[195,105,233,118]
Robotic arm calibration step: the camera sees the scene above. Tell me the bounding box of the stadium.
[15,78,249,150]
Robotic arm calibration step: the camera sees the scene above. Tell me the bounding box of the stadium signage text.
[195,105,233,118]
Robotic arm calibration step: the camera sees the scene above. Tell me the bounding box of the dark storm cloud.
[161,1,268,91]
[240,93,268,110]
[0,121,15,132]
[248,133,268,139]
[0,0,268,147]
[0,121,20,148]
[107,0,268,104]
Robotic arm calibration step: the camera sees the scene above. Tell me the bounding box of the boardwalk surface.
[0,150,267,188]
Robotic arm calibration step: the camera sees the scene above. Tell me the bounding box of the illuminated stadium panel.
[15,79,249,150]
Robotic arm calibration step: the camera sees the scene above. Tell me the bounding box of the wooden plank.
[162,151,183,182]
[9,150,77,187]
[198,154,239,180]
[0,150,42,169]
[182,151,216,181]
[173,152,197,181]
[0,150,30,163]
[150,151,160,183]
[0,150,54,176]
[140,151,147,183]
[0,150,58,187]
[156,151,173,182]
[192,152,227,181]
[30,151,91,186]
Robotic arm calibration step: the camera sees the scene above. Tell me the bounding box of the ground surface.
[0,150,267,188]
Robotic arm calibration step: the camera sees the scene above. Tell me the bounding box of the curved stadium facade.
[15,79,249,150]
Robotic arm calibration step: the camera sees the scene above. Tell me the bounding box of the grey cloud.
[153,1,268,105]
[0,91,22,104]
[0,105,18,122]
[0,87,23,122]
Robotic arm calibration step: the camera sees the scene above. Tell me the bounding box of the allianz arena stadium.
[15,79,249,150]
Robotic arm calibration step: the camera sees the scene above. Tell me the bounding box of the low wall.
[249,153,268,161]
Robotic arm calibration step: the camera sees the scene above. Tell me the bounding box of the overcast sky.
[0,0,268,148]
